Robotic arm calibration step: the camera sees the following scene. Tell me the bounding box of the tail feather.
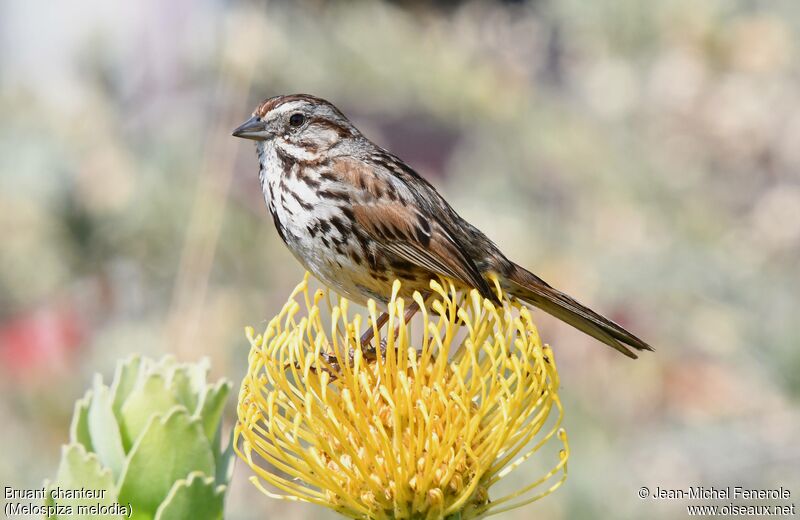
[503,265,653,359]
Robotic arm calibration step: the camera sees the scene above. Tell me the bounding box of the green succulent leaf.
[119,374,180,450]
[70,390,94,452]
[44,480,54,509]
[110,355,143,419]
[153,472,225,520]
[117,407,215,518]
[88,376,126,480]
[50,443,119,519]
[187,358,211,397]
[169,367,198,415]
[197,380,231,443]
[56,356,232,519]
[214,429,236,487]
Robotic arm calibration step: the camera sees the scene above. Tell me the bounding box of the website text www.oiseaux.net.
[639,486,795,517]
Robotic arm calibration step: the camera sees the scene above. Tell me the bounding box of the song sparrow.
[233,94,652,359]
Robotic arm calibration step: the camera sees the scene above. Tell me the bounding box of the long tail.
[502,264,653,359]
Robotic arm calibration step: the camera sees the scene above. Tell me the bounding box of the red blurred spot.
[0,304,85,379]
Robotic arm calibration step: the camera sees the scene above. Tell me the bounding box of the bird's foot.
[361,337,387,360]
[286,350,352,380]
[295,299,425,378]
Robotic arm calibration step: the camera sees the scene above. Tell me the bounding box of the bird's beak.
[232,115,270,140]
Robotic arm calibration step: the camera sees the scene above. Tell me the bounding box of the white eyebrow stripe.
[268,101,306,117]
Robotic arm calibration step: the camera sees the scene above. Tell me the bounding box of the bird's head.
[232,94,358,154]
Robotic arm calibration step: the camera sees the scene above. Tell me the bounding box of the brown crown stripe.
[255,94,330,117]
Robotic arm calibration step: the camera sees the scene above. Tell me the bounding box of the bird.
[233,94,652,359]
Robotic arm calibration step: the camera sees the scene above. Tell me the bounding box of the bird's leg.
[317,298,424,372]
[359,311,390,350]
[361,301,421,360]
[309,313,389,376]
[292,315,390,377]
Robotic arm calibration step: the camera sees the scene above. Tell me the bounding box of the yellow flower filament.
[235,273,568,519]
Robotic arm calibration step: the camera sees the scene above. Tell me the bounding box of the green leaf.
[154,355,178,375]
[168,367,198,415]
[119,374,179,450]
[117,407,215,518]
[153,472,225,520]
[196,380,231,443]
[187,358,211,398]
[88,376,126,480]
[50,443,119,519]
[70,390,93,452]
[214,429,235,487]
[43,479,54,509]
[110,355,142,419]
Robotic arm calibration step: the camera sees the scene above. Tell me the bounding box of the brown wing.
[350,201,497,301]
[324,155,497,301]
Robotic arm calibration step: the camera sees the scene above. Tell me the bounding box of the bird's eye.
[289,113,305,127]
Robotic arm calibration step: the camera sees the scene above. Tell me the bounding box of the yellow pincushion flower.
[235,274,568,519]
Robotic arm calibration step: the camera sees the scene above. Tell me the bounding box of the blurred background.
[1,0,799,518]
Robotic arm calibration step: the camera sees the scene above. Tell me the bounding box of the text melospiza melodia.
[233,94,652,358]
